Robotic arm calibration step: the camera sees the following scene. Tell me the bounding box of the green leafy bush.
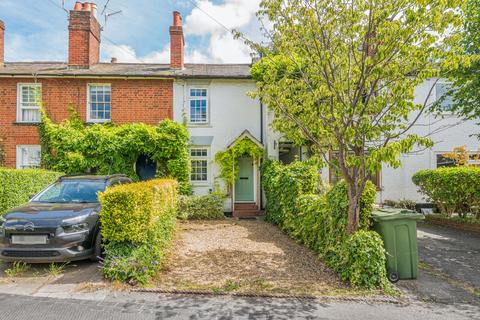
[40,109,191,194]
[412,167,480,218]
[335,230,387,288]
[0,168,63,214]
[262,160,387,288]
[99,179,177,284]
[177,193,225,220]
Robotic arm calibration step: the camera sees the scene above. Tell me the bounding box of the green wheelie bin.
[372,208,424,283]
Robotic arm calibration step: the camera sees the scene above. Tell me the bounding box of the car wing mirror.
[28,194,35,200]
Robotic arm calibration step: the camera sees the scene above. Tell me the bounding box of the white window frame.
[87,83,112,123]
[16,145,41,169]
[188,87,209,125]
[434,81,454,113]
[16,83,42,123]
[189,146,210,185]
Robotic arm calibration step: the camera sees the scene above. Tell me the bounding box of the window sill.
[86,121,111,125]
[13,122,41,126]
[188,124,212,128]
[191,182,210,187]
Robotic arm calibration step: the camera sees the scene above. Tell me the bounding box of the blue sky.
[0,0,263,63]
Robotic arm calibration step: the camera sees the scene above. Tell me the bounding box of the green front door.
[235,157,254,202]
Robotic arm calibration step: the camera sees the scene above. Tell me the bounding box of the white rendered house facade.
[174,72,478,207]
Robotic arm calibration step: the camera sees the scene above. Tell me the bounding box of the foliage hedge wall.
[99,179,178,284]
[40,109,191,194]
[412,167,480,218]
[0,168,63,215]
[177,193,225,220]
[262,160,388,288]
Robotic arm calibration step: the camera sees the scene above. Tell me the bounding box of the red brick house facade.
[0,2,180,168]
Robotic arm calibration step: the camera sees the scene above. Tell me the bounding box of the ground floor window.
[190,147,209,183]
[16,145,41,169]
[436,152,480,167]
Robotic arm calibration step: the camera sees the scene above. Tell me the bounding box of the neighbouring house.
[1,2,478,211]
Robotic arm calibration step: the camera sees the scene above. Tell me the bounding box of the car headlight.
[63,222,89,233]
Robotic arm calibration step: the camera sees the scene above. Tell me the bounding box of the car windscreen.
[31,180,106,203]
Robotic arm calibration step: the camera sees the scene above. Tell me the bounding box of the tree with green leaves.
[250,0,465,233]
[435,0,480,122]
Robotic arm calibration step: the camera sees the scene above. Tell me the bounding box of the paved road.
[0,292,478,320]
[399,222,480,305]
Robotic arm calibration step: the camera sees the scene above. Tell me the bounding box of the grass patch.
[5,262,30,277]
[45,262,69,277]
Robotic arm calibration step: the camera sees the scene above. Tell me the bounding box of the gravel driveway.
[155,219,347,296]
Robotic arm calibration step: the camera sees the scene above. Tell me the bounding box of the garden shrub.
[40,109,191,194]
[177,193,224,220]
[0,168,63,214]
[99,179,178,284]
[412,167,480,218]
[262,160,387,289]
[335,230,387,288]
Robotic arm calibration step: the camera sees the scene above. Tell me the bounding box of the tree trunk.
[346,182,362,234]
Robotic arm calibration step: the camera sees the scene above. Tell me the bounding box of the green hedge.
[412,167,480,218]
[262,160,387,288]
[0,168,63,215]
[177,193,224,220]
[99,179,178,284]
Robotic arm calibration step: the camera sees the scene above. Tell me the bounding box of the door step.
[233,203,263,218]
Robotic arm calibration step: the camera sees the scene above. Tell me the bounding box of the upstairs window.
[435,82,454,111]
[16,145,41,169]
[17,84,42,123]
[190,147,209,182]
[189,88,208,124]
[87,84,111,123]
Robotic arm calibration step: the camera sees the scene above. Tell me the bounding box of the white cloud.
[183,0,262,63]
[99,0,266,64]
[103,44,211,64]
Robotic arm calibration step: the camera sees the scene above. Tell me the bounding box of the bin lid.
[372,208,425,221]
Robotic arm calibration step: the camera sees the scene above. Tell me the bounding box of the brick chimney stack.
[68,2,101,68]
[0,20,5,66]
[169,11,184,69]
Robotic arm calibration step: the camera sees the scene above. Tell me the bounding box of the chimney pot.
[91,3,97,18]
[82,2,92,11]
[74,2,83,11]
[173,11,182,27]
[111,57,117,63]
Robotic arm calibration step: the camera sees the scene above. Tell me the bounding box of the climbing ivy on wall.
[215,137,264,186]
[39,108,191,194]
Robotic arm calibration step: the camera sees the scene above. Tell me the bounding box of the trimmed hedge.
[177,193,224,220]
[0,168,63,215]
[262,160,388,288]
[412,167,480,218]
[99,179,178,284]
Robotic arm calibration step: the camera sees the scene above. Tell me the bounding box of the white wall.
[173,79,263,209]
[379,79,478,203]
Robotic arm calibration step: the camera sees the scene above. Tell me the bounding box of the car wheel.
[90,232,103,262]
[387,270,400,283]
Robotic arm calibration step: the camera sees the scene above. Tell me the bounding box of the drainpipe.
[259,97,264,210]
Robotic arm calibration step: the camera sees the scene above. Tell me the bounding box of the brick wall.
[0,77,173,167]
